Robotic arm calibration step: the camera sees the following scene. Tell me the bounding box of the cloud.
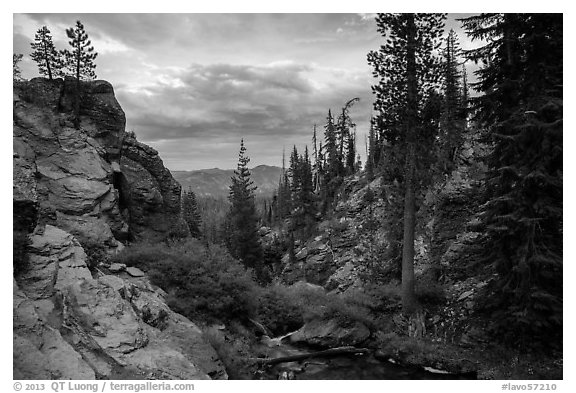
[115,60,373,169]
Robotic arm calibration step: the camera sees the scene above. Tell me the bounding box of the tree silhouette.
[61,20,98,128]
[30,26,63,80]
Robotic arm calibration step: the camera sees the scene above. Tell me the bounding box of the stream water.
[256,342,476,380]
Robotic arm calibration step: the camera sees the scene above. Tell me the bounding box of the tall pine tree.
[460,13,563,346]
[368,13,445,314]
[226,139,265,281]
[61,20,98,129]
[182,187,202,239]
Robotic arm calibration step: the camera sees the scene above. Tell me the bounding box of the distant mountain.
[172,165,283,198]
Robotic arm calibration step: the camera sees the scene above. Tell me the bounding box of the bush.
[256,283,375,333]
[80,239,109,270]
[110,239,259,324]
[256,285,304,335]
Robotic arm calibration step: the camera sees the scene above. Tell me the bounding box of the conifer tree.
[182,187,202,238]
[366,119,377,180]
[439,29,466,172]
[460,13,563,346]
[30,26,63,80]
[226,139,265,281]
[13,53,23,81]
[368,13,445,314]
[61,20,98,128]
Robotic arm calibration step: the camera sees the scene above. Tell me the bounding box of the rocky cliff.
[13,78,223,379]
[13,77,189,246]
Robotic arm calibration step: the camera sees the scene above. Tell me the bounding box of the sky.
[13,13,475,171]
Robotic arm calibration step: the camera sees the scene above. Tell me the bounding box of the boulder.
[109,263,127,273]
[126,266,146,277]
[290,318,370,348]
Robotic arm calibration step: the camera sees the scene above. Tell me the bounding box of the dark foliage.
[461,13,562,348]
[110,240,259,324]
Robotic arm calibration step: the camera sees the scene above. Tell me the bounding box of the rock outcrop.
[119,134,189,242]
[13,78,217,379]
[13,77,188,247]
[14,226,227,379]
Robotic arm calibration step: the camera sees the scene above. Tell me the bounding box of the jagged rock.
[19,225,92,300]
[13,78,187,247]
[290,318,370,348]
[325,261,362,293]
[13,279,96,380]
[13,78,126,246]
[120,134,189,242]
[126,266,145,277]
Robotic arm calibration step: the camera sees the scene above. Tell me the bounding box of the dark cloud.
[116,61,372,149]
[13,13,474,170]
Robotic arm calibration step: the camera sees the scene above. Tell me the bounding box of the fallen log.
[253,346,370,366]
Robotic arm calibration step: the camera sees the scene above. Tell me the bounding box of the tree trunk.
[74,41,81,129]
[254,346,369,366]
[401,13,419,315]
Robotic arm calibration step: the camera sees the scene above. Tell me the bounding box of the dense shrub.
[256,285,304,335]
[110,239,259,323]
[256,283,375,333]
[80,239,109,270]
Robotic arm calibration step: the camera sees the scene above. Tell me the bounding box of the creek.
[254,340,476,380]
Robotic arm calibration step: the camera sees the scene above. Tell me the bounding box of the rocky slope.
[13,78,224,379]
[14,225,226,379]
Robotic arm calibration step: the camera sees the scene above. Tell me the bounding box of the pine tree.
[30,26,63,80]
[13,53,23,81]
[439,29,466,172]
[368,13,445,314]
[226,139,265,281]
[182,187,202,238]
[61,20,98,128]
[460,13,563,346]
[366,119,377,180]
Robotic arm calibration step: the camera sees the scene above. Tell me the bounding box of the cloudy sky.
[13,13,474,171]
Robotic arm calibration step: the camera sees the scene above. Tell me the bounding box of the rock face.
[13,77,188,247]
[120,133,189,242]
[14,225,227,380]
[13,79,219,380]
[290,318,370,348]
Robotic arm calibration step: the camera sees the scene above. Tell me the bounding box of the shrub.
[256,285,304,335]
[110,239,259,324]
[80,239,109,270]
[256,283,375,333]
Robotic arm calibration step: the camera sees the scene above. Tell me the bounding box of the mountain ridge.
[173,164,282,198]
